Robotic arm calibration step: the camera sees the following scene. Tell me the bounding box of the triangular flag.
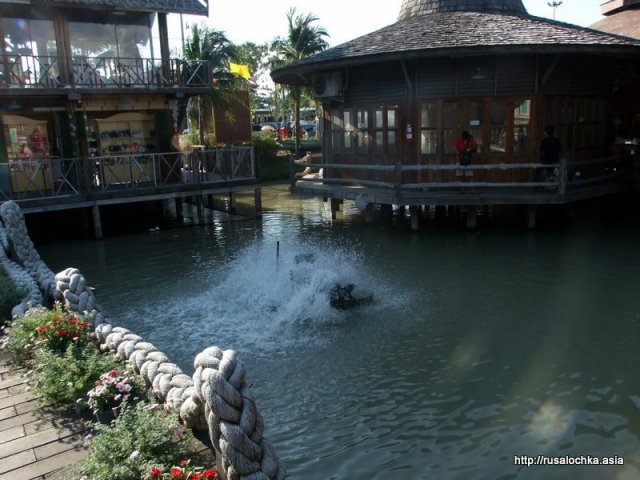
[229,62,251,80]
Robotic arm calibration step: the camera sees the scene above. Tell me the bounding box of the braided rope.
[2,201,287,479]
[0,201,56,300]
[193,347,287,480]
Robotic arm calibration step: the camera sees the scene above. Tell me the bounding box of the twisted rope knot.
[193,347,286,480]
[1,201,55,300]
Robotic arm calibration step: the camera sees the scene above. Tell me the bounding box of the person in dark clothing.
[536,125,561,182]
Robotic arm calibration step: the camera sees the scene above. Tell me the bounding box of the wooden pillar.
[228,192,236,213]
[158,13,171,83]
[175,198,183,223]
[92,205,103,240]
[466,207,477,230]
[331,198,340,220]
[364,203,375,224]
[436,205,446,219]
[254,187,262,217]
[410,205,421,232]
[527,205,537,230]
[196,195,204,225]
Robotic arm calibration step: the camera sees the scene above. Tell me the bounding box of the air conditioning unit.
[311,72,343,98]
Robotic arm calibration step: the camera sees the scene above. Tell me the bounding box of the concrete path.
[0,351,90,480]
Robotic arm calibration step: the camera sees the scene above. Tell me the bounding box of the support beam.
[228,192,236,213]
[331,198,340,220]
[364,203,375,224]
[527,205,537,230]
[175,198,184,223]
[254,188,262,217]
[410,205,421,232]
[466,207,477,230]
[92,205,103,240]
[196,195,204,225]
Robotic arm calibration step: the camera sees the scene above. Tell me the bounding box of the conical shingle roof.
[398,0,526,20]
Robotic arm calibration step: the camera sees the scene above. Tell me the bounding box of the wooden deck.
[0,350,215,479]
[0,351,90,480]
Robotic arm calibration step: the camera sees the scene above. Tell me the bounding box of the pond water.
[38,184,640,479]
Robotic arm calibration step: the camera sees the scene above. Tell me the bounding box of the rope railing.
[0,200,286,480]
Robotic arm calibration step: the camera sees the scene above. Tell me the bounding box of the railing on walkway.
[0,54,210,89]
[292,155,636,196]
[0,147,255,201]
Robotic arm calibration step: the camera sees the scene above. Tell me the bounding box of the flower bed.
[2,303,219,480]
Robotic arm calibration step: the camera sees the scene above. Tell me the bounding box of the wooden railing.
[0,147,255,201]
[0,54,209,89]
[292,155,636,195]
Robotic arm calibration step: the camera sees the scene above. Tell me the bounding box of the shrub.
[6,302,92,361]
[252,134,279,164]
[0,271,23,325]
[67,403,195,480]
[87,368,147,415]
[30,342,123,409]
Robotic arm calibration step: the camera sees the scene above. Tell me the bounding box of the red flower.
[54,328,68,337]
[180,459,191,466]
[109,369,119,376]
[202,469,218,480]
[170,467,185,479]
[188,474,202,480]
[150,466,163,478]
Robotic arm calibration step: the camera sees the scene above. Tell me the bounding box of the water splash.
[127,237,399,361]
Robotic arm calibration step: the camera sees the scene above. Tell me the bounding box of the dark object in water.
[329,283,373,310]
[295,253,315,264]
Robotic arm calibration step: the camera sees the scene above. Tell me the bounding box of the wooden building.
[272,0,640,229]
[0,0,259,238]
[591,0,640,39]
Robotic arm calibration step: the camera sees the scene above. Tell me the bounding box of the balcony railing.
[292,155,637,197]
[0,54,210,89]
[0,147,255,202]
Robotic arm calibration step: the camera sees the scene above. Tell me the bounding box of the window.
[420,103,438,155]
[356,109,369,154]
[468,101,483,150]
[513,99,530,154]
[443,103,460,155]
[490,101,507,153]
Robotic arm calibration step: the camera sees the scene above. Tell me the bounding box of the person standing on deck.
[454,130,477,177]
[537,125,562,181]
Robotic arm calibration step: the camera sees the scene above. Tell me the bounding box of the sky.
[169,0,607,48]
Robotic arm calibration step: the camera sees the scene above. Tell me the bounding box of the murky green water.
[38,184,640,479]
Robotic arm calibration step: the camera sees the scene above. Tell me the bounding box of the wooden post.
[466,207,477,230]
[410,205,421,232]
[254,187,262,217]
[196,195,204,225]
[559,156,567,195]
[527,205,537,229]
[364,203,375,224]
[289,156,296,191]
[331,198,340,220]
[92,205,103,240]
[175,198,183,223]
[228,192,236,213]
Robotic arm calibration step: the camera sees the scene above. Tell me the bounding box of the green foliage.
[6,302,91,361]
[30,342,123,409]
[67,404,194,480]
[0,271,23,325]
[5,306,50,363]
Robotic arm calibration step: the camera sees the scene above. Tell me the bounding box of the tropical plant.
[272,8,329,156]
[183,24,240,142]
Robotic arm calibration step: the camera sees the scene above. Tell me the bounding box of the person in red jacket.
[454,130,477,177]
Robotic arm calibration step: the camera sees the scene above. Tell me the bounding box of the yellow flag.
[229,63,251,79]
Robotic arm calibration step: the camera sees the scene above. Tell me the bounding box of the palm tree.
[273,8,328,157]
[183,24,239,144]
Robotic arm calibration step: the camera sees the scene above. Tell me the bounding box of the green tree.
[273,8,328,156]
[183,24,240,143]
